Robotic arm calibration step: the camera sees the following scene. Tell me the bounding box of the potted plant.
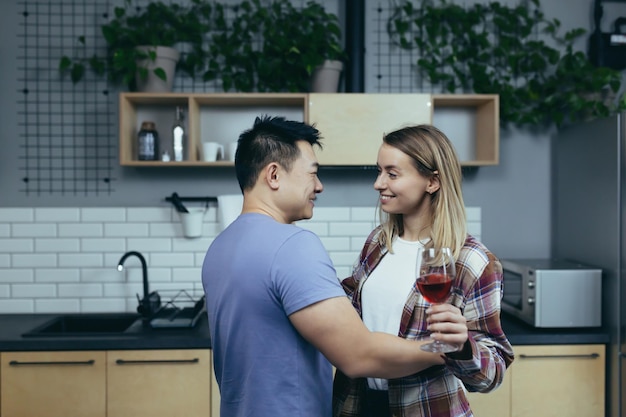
[201,0,347,92]
[387,0,626,128]
[59,0,215,92]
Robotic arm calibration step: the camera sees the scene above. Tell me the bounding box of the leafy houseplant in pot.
[387,0,626,128]
[202,0,347,92]
[59,0,214,92]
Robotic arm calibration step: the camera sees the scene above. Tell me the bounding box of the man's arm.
[289,296,445,379]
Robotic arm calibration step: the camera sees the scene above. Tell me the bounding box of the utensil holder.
[178,208,206,238]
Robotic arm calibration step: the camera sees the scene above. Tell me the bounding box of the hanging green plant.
[58,0,217,91]
[387,0,625,128]
[202,0,347,92]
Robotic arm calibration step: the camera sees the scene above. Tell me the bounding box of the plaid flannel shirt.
[333,227,515,417]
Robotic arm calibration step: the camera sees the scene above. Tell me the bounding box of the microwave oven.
[500,258,602,328]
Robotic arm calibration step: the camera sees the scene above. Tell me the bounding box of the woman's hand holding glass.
[416,247,467,353]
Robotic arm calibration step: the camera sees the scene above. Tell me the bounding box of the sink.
[22,313,142,337]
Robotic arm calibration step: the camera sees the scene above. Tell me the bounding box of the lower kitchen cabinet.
[107,349,211,417]
[467,344,605,417]
[0,349,215,417]
[0,350,107,417]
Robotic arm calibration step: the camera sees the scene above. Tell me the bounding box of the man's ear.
[265,163,280,190]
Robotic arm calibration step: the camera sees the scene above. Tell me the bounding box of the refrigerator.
[552,112,624,417]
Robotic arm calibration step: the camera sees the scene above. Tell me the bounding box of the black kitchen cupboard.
[118,93,499,167]
[466,344,605,417]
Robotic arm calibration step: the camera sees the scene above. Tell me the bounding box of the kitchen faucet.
[117,251,160,319]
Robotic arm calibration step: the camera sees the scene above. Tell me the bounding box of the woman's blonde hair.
[378,124,467,260]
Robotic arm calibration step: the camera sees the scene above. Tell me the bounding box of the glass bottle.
[137,121,159,161]
[172,107,185,161]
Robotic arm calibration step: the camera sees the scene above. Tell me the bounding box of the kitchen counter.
[0,313,211,351]
[0,312,609,352]
[500,312,610,345]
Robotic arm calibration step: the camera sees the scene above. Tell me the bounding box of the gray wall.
[0,0,620,260]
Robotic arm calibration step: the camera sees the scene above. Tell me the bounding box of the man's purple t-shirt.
[202,213,346,417]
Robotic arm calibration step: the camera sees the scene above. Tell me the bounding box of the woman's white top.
[361,237,424,390]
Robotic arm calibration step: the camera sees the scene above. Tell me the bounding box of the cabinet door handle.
[115,358,199,365]
[519,353,600,359]
[9,359,95,366]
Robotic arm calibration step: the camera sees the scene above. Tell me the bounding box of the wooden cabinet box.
[107,349,211,417]
[467,344,605,417]
[119,93,499,167]
[1,351,107,417]
[1,349,215,417]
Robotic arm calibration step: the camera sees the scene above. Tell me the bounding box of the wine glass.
[415,246,459,353]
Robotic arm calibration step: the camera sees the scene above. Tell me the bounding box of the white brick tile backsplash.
[127,238,172,252]
[149,222,180,237]
[0,269,33,283]
[195,252,208,266]
[59,223,103,237]
[466,207,481,222]
[12,284,56,298]
[149,252,195,267]
[35,208,80,222]
[81,268,128,283]
[58,283,103,297]
[297,221,329,236]
[0,299,34,313]
[58,253,103,268]
[172,268,201,283]
[0,238,34,253]
[12,254,57,268]
[35,299,81,313]
[81,298,128,313]
[319,237,352,251]
[81,238,126,253]
[172,237,211,252]
[351,206,378,222]
[329,251,361,269]
[103,283,142,298]
[105,223,149,237]
[0,206,480,313]
[81,208,126,222]
[13,223,57,237]
[127,207,173,222]
[329,222,373,236]
[310,207,351,221]
[36,268,80,283]
[350,236,369,250]
[35,238,80,253]
[0,224,10,237]
[0,208,34,222]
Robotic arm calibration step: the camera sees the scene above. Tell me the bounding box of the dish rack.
[147,289,206,329]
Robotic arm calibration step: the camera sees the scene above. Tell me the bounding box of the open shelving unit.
[119,93,499,167]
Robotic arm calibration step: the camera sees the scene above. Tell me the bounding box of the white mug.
[227,141,238,162]
[202,142,224,162]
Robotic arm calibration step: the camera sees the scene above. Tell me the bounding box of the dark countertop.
[0,313,211,351]
[0,312,610,352]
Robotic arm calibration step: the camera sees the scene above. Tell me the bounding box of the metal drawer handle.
[9,359,95,366]
[519,353,600,359]
[115,358,199,365]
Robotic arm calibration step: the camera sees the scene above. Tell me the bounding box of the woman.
[333,125,514,417]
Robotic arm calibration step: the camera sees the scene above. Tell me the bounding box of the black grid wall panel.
[18,1,117,196]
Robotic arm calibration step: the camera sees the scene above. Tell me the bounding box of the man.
[202,116,454,417]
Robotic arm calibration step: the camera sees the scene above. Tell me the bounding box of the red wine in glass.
[416,273,453,304]
[416,247,459,353]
